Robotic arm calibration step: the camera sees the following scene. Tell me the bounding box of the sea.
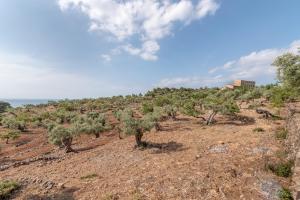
[0,99,57,108]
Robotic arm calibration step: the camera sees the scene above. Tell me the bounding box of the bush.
[278,188,293,200]
[0,130,20,144]
[267,161,293,177]
[0,101,11,113]
[0,180,20,199]
[163,105,177,120]
[119,109,155,147]
[48,125,77,153]
[141,103,154,114]
[1,117,26,132]
[275,128,288,140]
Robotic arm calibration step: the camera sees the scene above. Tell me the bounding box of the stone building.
[224,80,256,89]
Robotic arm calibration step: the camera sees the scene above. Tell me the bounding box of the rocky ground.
[0,109,291,200]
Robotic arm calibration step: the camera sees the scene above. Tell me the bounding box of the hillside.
[0,99,294,199]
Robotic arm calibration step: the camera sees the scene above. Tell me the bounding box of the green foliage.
[275,128,288,140]
[0,130,20,144]
[48,125,73,147]
[141,103,154,114]
[80,117,109,138]
[267,161,293,177]
[87,111,100,120]
[0,180,20,200]
[273,53,300,93]
[0,101,11,113]
[118,109,156,146]
[278,188,293,200]
[1,117,26,132]
[181,101,200,117]
[163,105,178,120]
[270,86,294,107]
[154,96,171,107]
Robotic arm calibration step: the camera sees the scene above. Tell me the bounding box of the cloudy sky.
[0,0,300,99]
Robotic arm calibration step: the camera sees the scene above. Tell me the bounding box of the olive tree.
[0,101,11,113]
[273,53,300,92]
[0,130,20,144]
[48,125,79,153]
[204,92,240,125]
[118,109,155,147]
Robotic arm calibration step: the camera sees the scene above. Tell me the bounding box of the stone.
[209,144,228,153]
[260,179,281,200]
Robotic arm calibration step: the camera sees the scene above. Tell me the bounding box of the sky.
[0,0,300,99]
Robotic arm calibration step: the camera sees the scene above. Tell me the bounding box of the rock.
[252,147,271,155]
[260,179,281,200]
[57,182,65,189]
[209,144,228,153]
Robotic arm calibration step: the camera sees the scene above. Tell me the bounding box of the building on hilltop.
[233,80,255,88]
[223,80,255,90]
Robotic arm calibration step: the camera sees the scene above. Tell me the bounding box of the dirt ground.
[0,109,290,200]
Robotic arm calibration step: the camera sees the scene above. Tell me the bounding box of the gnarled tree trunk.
[61,137,76,153]
[207,111,217,125]
[135,128,144,147]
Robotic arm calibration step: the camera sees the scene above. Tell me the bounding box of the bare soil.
[0,109,290,200]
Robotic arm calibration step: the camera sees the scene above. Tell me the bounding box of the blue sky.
[0,0,299,99]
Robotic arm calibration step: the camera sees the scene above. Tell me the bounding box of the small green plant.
[0,130,21,144]
[0,180,20,199]
[253,127,265,132]
[267,161,293,177]
[278,188,293,200]
[275,128,288,140]
[80,173,98,180]
[141,103,154,114]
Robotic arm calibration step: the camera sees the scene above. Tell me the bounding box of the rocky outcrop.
[286,103,300,199]
[0,155,59,171]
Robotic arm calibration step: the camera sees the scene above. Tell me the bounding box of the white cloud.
[158,40,300,88]
[57,0,220,61]
[158,75,223,88]
[0,52,136,99]
[101,54,111,62]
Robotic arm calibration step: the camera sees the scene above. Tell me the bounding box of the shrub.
[81,118,109,138]
[267,161,293,177]
[0,180,20,199]
[253,127,265,133]
[163,105,177,120]
[0,130,20,144]
[275,128,288,140]
[48,125,77,153]
[278,188,293,200]
[119,110,155,147]
[278,188,294,200]
[141,103,154,114]
[0,101,11,113]
[87,111,99,120]
[1,117,26,132]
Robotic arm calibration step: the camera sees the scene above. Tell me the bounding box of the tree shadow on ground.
[24,187,78,200]
[137,141,188,154]
[75,143,105,152]
[161,124,193,132]
[218,115,256,126]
